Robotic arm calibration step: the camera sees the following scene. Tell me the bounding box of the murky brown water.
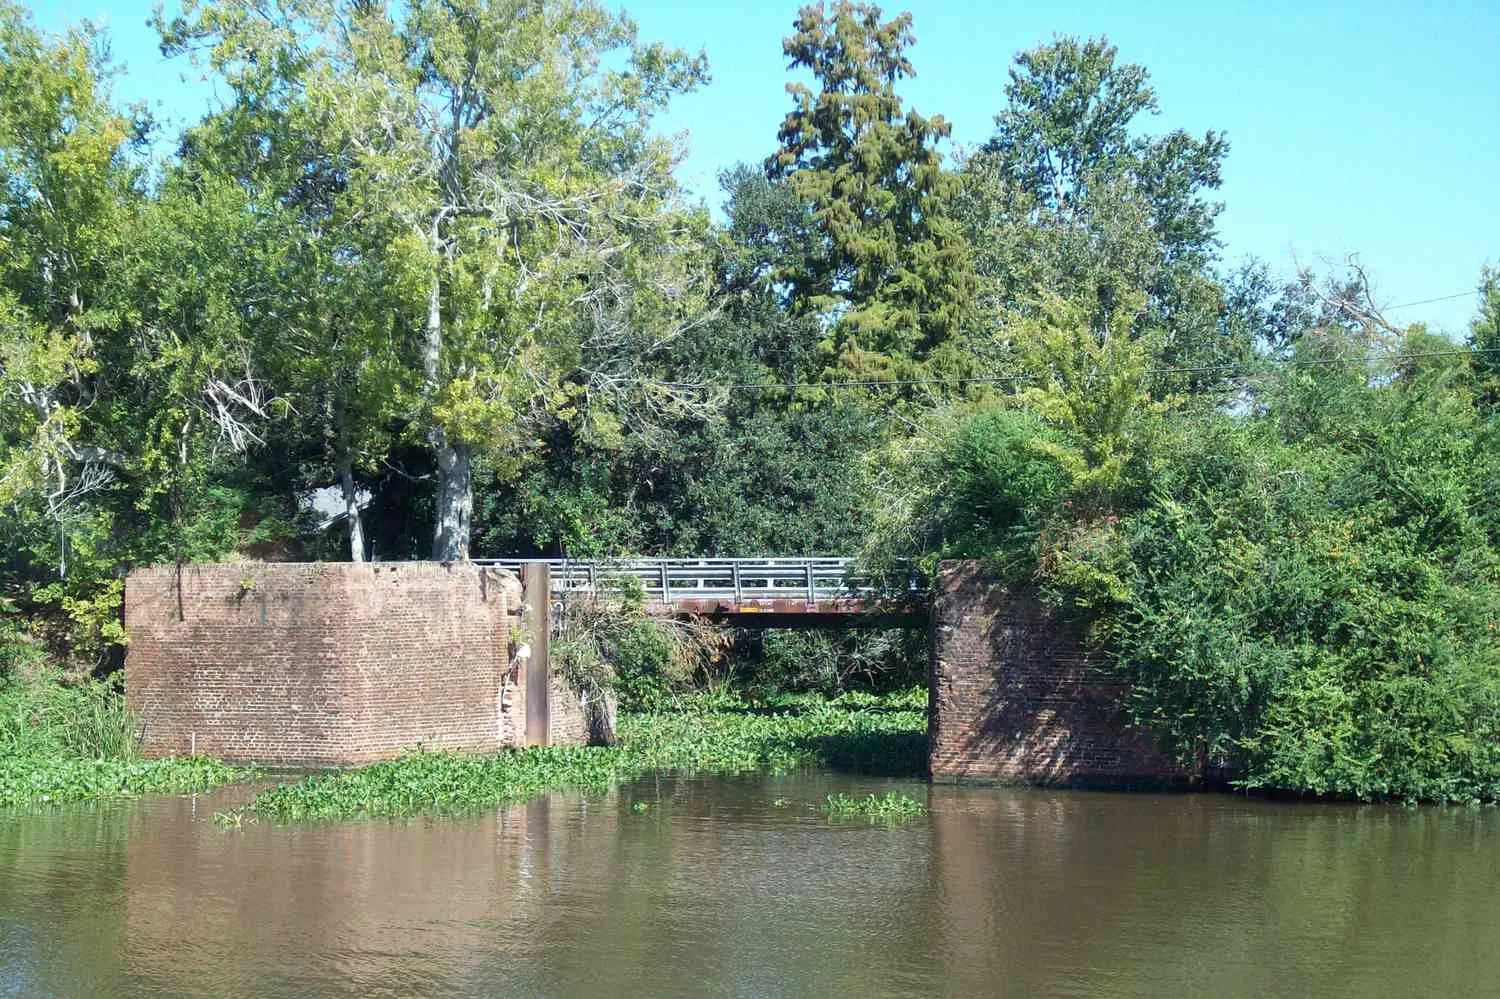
[2,774,1498,998]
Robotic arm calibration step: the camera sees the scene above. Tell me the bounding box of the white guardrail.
[470,557,886,605]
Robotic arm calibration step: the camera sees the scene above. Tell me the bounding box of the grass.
[0,667,245,807]
[1,668,139,759]
[820,791,928,820]
[245,687,929,823]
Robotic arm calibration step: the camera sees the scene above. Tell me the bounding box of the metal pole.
[659,560,670,605]
[522,563,550,747]
[805,559,815,607]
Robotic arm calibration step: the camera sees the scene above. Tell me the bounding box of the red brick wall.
[124,562,547,766]
[928,561,1194,787]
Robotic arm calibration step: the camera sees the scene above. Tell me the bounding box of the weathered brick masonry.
[928,561,1193,787]
[124,562,591,766]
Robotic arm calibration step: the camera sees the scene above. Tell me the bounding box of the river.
[2,773,1497,997]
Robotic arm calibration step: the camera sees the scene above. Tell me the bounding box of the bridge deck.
[472,557,925,623]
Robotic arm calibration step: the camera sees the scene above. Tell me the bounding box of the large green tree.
[767,1,974,381]
[165,0,713,560]
[959,37,1240,393]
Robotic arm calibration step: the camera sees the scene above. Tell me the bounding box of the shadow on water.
[791,730,928,778]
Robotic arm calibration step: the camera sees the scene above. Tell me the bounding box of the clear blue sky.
[37,0,1499,334]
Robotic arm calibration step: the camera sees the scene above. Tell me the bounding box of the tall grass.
[0,669,139,760]
[0,661,247,806]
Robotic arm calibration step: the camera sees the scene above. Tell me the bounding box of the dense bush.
[920,331,1500,802]
[731,628,927,696]
[1104,349,1500,801]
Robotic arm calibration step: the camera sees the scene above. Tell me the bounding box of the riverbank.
[245,688,928,822]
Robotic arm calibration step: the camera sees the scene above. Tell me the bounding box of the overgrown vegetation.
[0,640,243,805]
[246,688,927,822]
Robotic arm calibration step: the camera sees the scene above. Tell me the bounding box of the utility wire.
[1383,290,1482,312]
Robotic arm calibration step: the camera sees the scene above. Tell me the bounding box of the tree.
[960,36,1238,392]
[0,3,138,561]
[165,0,713,560]
[986,37,1225,257]
[174,78,414,562]
[1469,267,1500,409]
[767,1,974,381]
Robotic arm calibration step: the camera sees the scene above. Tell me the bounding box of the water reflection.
[1,778,1498,997]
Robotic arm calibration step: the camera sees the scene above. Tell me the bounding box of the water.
[2,774,1498,998]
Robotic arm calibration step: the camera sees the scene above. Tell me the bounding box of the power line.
[652,346,1500,394]
[1384,290,1481,311]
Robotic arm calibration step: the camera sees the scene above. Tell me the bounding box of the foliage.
[957,36,1242,396]
[1100,342,1500,802]
[819,790,926,819]
[0,753,240,807]
[730,627,926,696]
[916,318,1500,801]
[243,688,927,821]
[1471,267,1500,409]
[552,575,733,710]
[163,0,714,560]
[767,1,974,381]
[0,667,137,759]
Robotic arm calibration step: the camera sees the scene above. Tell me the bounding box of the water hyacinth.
[0,755,243,807]
[819,791,928,820]
[246,689,928,823]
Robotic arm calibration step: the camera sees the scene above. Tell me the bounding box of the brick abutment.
[123,561,595,766]
[927,560,1196,788]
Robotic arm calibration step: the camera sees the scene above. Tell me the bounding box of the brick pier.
[927,561,1193,788]
[124,561,593,766]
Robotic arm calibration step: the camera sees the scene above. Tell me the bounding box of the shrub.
[1105,356,1500,801]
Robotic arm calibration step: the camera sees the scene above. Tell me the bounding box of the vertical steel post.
[659,560,670,605]
[522,562,550,747]
[805,559,815,607]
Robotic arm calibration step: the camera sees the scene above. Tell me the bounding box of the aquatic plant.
[0,754,243,807]
[820,792,928,820]
[245,688,929,822]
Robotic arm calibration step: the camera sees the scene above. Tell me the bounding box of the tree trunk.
[338,455,366,563]
[431,437,471,561]
[423,223,472,562]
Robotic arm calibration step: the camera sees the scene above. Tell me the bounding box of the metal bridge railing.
[470,557,894,605]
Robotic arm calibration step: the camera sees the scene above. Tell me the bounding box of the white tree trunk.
[424,234,472,562]
[339,456,366,563]
[431,439,471,561]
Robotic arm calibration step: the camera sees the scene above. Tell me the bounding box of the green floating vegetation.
[0,754,243,808]
[820,791,928,820]
[246,689,928,823]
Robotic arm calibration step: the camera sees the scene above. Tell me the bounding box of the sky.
[35,0,1500,335]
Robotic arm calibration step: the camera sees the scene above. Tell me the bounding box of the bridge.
[472,557,928,627]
